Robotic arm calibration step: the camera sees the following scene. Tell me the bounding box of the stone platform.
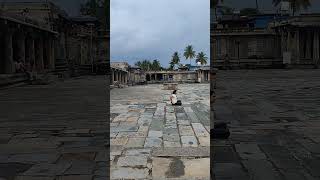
[110,84,210,179]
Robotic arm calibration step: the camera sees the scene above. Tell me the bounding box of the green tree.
[196,52,208,65]
[169,61,175,70]
[184,45,196,65]
[135,60,150,71]
[169,52,180,69]
[273,0,311,16]
[151,60,162,71]
[135,59,162,71]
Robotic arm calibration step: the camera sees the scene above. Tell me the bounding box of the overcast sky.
[110,0,210,67]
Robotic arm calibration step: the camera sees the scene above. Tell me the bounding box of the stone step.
[0,73,28,87]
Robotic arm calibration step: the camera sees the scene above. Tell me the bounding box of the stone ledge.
[152,147,209,157]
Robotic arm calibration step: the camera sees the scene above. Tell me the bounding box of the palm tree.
[184,45,196,66]
[273,0,311,16]
[169,61,175,70]
[171,52,180,67]
[196,52,208,65]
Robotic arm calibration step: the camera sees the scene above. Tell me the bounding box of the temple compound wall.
[110,62,210,87]
[145,67,210,84]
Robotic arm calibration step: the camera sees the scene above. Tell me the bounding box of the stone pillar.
[17,33,26,63]
[30,38,36,66]
[47,37,55,70]
[295,30,300,64]
[306,31,312,59]
[313,30,320,65]
[221,37,227,56]
[281,30,286,55]
[111,69,114,84]
[287,31,291,52]
[4,31,14,74]
[35,38,44,71]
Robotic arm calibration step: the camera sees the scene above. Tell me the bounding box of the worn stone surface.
[111,168,149,179]
[213,70,320,180]
[152,147,209,157]
[117,156,148,167]
[111,84,209,179]
[0,77,108,180]
[181,136,198,147]
[125,137,145,148]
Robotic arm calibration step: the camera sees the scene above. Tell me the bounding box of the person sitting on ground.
[170,90,182,106]
[14,59,26,73]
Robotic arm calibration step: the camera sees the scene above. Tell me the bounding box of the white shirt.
[171,94,177,104]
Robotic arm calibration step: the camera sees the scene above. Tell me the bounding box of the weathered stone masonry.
[0,14,56,74]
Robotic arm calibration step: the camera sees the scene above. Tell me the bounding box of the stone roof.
[70,15,99,24]
[272,14,320,28]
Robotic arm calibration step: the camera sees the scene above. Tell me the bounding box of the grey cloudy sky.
[111,0,210,67]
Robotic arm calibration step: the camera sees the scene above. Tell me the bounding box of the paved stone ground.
[0,76,108,180]
[110,84,210,179]
[213,69,320,180]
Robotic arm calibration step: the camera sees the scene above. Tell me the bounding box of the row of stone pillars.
[111,68,128,84]
[0,27,55,74]
[281,29,320,64]
[146,73,164,81]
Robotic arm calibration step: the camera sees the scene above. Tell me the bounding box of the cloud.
[111,0,210,67]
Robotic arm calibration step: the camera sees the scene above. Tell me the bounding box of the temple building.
[272,14,320,68]
[211,13,285,69]
[0,0,109,86]
[110,62,210,87]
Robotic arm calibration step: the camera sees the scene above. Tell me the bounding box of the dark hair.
[173,90,177,94]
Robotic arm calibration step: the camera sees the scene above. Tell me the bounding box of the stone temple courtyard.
[110,84,210,179]
[1,70,320,180]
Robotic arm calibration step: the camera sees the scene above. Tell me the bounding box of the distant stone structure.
[212,12,320,69]
[110,62,146,87]
[272,14,320,68]
[0,0,109,85]
[211,13,285,69]
[110,62,210,88]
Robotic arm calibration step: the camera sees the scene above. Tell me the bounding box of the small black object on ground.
[211,122,230,139]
